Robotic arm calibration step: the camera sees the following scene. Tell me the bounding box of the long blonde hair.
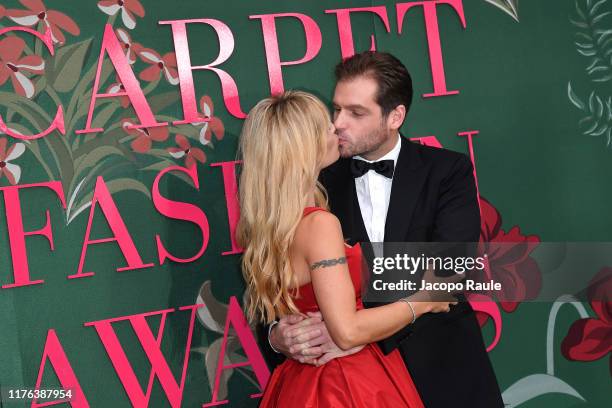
[237,91,331,323]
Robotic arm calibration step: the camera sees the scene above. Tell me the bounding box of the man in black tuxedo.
[263,51,503,408]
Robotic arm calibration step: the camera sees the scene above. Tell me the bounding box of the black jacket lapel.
[322,159,368,245]
[384,137,432,242]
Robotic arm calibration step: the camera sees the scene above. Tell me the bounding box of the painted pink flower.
[167,134,206,168]
[106,76,130,108]
[138,48,179,85]
[0,5,6,19]
[0,36,44,98]
[562,267,612,376]
[474,197,541,326]
[121,119,168,153]
[97,0,144,30]
[0,137,26,185]
[7,0,80,45]
[115,28,142,64]
[194,95,224,144]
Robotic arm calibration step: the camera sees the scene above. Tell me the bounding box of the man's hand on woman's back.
[270,311,365,365]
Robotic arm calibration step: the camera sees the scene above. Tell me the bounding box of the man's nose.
[333,111,345,130]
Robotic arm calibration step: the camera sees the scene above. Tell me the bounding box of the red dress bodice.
[259,207,424,408]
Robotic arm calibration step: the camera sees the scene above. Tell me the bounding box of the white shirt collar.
[354,133,401,165]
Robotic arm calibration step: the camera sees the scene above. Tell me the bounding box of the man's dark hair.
[334,51,413,117]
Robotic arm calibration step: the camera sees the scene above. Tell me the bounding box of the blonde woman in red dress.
[237,91,454,407]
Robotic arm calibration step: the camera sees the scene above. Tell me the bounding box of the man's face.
[332,76,392,160]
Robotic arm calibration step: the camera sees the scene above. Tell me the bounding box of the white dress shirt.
[353,134,401,242]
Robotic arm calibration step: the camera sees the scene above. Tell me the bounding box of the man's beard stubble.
[338,125,389,159]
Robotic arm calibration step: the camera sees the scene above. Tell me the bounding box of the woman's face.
[320,122,339,169]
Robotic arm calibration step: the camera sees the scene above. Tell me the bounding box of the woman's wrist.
[410,301,432,318]
[398,298,416,324]
[398,297,433,323]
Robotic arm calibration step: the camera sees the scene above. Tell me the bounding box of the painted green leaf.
[73,128,125,158]
[149,91,179,113]
[91,101,120,130]
[169,124,200,140]
[196,281,230,335]
[47,39,93,93]
[502,373,585,407]
[5,122,56,181]
[571,0,612,82]
[65,58,114,129]
[484,0,519,22]
[205,338,233,400]
[0,92,72,181]
[141,160,196,185]
[73,145,125,178]
[67,157,130,212]
[67,178,151,224]
[33,76,46,99]
[567,82,585,110]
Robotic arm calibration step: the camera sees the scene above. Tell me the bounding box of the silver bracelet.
[268,320,281,353]
[398,298,416,324]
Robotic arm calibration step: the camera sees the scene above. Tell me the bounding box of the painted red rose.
[475,197,541,325]
[562,267,612,376]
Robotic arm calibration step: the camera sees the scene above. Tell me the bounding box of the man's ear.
[387,105,406,131]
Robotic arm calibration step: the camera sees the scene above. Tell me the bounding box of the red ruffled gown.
[259,207,424,408]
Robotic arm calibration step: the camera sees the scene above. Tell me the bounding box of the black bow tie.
[350,159,395,178]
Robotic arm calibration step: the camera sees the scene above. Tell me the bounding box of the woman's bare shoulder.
[300,210,341,233]
[294,210,344,257]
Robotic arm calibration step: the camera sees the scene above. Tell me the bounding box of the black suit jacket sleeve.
[431,154,480,242]
[376,154,480,355]
[256,323,286,369]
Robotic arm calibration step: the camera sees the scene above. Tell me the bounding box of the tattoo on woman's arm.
[310,257,347,270]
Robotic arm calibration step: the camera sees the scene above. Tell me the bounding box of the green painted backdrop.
[0,0,610,407]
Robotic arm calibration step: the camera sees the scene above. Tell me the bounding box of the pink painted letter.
[76,24,166,134]
[325,6,391,59]
[249,13,322,95]
[152,165,210,264]
[203,296,270,407]
[160,19,247,119]
[0,26,65,140]
[32,329,89,407]
[396,0,466,98]
[85,305,203,407]
[0,181,66,288]
[70,176,154,279]
[210,161,242,256]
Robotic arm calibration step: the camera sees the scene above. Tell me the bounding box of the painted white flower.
[97,0,145,30]
[138,48,179,85]
[0,137,26,185]
[6,0,80,44]
[115,28,142,64]
[193,95,224,145]
[0,36,45,98]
